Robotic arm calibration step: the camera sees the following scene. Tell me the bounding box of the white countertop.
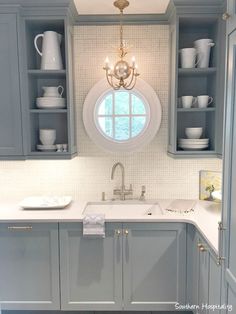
[0,199,221,254]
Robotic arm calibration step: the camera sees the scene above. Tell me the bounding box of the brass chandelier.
[103,0,140,90]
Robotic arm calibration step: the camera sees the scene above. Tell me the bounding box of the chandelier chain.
[103,0,140,90]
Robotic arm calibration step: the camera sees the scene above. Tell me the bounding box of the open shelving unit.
[23,17,77,159]
[168,11,225,158]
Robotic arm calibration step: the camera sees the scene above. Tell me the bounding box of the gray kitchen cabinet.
[59,222,186,311]
[187,227,222,314]
[123,223,186,311]
[21,11,77,159]
[0,223,60,310]
[222,5,236,311]
[0,13,23,157]
[225,0,236,35]
[197,235,222,314]
[168,2,226,158]
[59,222,123,311]
[0,1,77,159]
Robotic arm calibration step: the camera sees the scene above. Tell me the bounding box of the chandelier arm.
[110,74,121,90]
[123,68,135,88]
[105,71,116,89]
[124,71,137,90]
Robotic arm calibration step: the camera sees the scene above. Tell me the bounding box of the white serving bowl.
[36,97,66,109]
[185,127,203,139]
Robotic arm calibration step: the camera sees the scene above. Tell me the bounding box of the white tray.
[20,196,72,209]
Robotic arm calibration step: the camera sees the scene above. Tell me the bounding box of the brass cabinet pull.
[124,229,129,235]
[8,226,32,231]
[222,12,231,20]
[115,229,121,236]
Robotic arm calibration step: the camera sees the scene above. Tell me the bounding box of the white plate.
[179,144,208,150]
[179,138,209,143]
[37,144,56,151]
[181,147,208,151]
[20,196,72,209]
[179,144,209,148]
[179,142,209,146]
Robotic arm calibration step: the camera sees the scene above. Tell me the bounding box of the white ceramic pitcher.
[194,39,215,68]
[34,31,63,70]
[42,86,64,98]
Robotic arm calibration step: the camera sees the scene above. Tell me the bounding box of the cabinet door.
[197,240,209,314]
[227,0,236,35]
[209,253,222,314]
[59,223,123,311]
[0,223,60,310]
[0,14,23,156]
[123,223,186,311]
[223,24,236,312]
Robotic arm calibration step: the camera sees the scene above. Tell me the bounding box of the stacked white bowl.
[178,128,209,150]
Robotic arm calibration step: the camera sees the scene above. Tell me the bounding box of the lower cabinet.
[0,223,60,310]
[188,228,222,314]
[59,222,123,311]
[59,222,186,311]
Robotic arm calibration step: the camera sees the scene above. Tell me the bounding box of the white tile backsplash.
[0,25,222,202]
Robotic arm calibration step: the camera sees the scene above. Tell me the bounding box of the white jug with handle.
[34,31,63,70]
[42,86,64,98]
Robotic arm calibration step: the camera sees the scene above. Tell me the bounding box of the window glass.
[97,91,148,142]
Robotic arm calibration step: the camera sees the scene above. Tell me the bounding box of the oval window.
[83,79,162,153]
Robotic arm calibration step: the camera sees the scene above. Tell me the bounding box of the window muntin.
[95,91,149,142]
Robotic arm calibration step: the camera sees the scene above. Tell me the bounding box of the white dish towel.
[83,214,105,238]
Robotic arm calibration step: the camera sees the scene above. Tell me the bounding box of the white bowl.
[39,129,56,145]
[185,127,203,139]
[36,97,66,109]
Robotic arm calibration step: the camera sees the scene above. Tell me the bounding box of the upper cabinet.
[168,2,226,158]
[21,16,77,159]
[0,13,24,158]
[0,2,77,159]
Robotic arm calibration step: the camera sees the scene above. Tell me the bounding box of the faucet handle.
[141,185,146,193]
[129,184,133,191]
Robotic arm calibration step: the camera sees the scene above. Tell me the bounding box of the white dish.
[37,144,56,151]
[20,196,72,209]
[36,97,66,109]
[179,144,208,150]
[179,143,208,148]
[179,141,209,145]
[185,127,203,139]
[181,147,207,151]
[179,138,209,142]
[178,142,209,146]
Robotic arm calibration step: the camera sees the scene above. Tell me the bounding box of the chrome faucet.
[111,162,133,200]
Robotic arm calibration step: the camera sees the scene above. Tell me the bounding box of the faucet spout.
[111,162,132,201]
[111,162,125,189]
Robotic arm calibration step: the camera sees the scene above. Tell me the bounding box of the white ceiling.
[74,0,170,15]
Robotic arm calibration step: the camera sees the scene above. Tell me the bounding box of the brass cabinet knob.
[198,242,207,252]
[199,246,207,252]
[222,12,231,20]
[115,229,121,236]
[124,229,129,235]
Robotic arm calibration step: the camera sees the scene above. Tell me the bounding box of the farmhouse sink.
[83,201,164,217]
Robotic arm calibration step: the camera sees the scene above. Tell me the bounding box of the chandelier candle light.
[103,0,140,90]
